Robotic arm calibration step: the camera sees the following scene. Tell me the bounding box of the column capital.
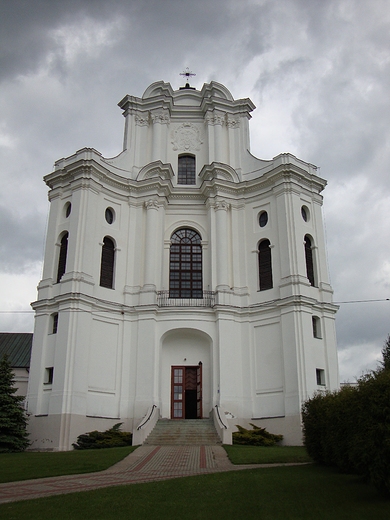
[145,199,160,210]
[214,200,230,212]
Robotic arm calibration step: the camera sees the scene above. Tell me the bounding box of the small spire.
[179,67,196,90]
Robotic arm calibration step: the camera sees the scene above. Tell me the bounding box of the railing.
[132,405,159,446]
[137,404,157,430]
[214,405,228,429]
[157,290,215,307]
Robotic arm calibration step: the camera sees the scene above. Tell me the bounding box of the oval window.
[259,211,268,227]
[105,207,114,224]
[301,206,309,222]
[65,202,71,218]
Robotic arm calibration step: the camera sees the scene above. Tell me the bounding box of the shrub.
[233,424,283,446]
[302,340,390,496]
[73,423,132,450]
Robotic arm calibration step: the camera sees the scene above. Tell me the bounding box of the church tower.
[27,76,339,450]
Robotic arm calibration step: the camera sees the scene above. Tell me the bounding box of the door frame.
[171,364,202,419]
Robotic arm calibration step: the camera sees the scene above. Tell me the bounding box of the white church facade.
[27,78,339,451]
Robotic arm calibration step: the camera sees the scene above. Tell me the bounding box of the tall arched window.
[304,235,315,286]
[170,228,202,298]
[56,232,68,283]
[178,155,196,185]
[258,239,273,291]
[100,236,115,289]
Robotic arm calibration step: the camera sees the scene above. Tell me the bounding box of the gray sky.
[1,0,389,382]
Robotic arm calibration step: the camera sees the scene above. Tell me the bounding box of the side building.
[27,79,339,450]
[0,333,32,397]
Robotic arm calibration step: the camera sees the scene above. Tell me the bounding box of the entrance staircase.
[144,419,222,445]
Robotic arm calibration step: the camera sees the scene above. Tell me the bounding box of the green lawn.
[224,445,312,464]
[0,447,136,483]
[1,465,389,520]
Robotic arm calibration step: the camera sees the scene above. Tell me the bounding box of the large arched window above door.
[56,232,68,283]
[178,155,196,185]
[100,236,115,289]
[169,228,202,298]
[258,239,273,291]
[304,235,316,287]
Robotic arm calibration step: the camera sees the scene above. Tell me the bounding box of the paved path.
[0,446,303,504]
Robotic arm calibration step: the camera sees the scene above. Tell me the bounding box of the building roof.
[0,333,32,368]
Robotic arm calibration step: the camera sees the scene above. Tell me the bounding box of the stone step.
[144,419,222,445]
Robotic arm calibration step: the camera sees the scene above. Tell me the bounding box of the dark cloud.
[0,205,45,272]
[0,0,389,380]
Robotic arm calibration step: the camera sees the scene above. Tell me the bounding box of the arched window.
[169,228,202,298]
[258,239,273,291]
[304,235,315,286]
[100,237,115,289]
[312,316,321,338]
[178,155,196,185]
[56,232,68,283]
[51,313,58,334]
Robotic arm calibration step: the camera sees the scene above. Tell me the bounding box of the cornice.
[45,152,327,206]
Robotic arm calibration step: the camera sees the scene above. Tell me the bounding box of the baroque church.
[27,75,339,450]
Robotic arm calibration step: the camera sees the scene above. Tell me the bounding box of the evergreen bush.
[302,335,390,496]
[73,423,133,450]
[0,355,30,452]
[233,423,283,446]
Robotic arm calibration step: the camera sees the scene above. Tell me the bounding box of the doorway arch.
[160,328,212,419]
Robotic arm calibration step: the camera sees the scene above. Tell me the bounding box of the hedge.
[302,369,390,496]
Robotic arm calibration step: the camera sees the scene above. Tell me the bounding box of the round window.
[259,211,268,227]
[105,207,114,224]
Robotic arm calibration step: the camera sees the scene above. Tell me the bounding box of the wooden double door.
[171,364,202,419]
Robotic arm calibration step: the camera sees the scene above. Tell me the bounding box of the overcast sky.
[1,0,389,382]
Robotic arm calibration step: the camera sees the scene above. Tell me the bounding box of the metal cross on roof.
[179,68,196,89]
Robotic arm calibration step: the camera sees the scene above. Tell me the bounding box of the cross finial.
[179,67,196,89]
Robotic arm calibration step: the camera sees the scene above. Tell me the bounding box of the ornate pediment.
[137,161,174,181]
[199,162,240,183]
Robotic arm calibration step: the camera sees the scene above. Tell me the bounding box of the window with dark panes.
[56,232,68,283]
[258,239,273,291]
[304,235,315,286]
[169,229,202,298]
[52,313,58,334]
[100,237,115,289]
[178,155,196,185]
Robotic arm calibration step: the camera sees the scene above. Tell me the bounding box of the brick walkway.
[0,445,276,504]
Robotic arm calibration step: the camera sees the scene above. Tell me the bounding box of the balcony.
[157,290,215,307]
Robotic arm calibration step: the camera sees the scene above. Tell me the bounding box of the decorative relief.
[205,112,225,126]
[226,117,240,129]
[151,111,170,125]
[171,122,203,151]
[214,200,230,211]
[135,112,150,126]
[145,199,159,210]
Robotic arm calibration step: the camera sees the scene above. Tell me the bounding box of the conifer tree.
[380,334,390,371]
[0,354,29,452]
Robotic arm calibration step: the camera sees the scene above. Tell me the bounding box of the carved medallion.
[171,122,203,152]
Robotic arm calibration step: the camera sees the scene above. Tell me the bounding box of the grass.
[223,444,312,464]
[1,465,389,519]
[0,446,136,483]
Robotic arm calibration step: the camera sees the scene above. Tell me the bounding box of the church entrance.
[171,364,202,419]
